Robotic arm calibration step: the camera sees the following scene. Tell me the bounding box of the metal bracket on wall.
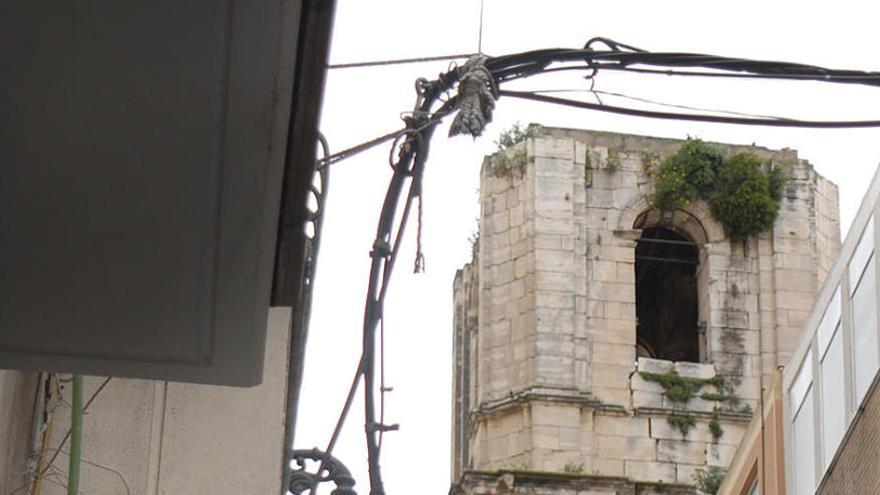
[288,448,357,495]
[281,134,332,495]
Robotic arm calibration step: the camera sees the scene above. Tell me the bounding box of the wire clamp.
[370,239,391,258]
[367,422,400,433]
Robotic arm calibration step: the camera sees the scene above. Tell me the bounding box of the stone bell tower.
[450,126,840,494]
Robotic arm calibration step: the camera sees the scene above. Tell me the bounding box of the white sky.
[294,1,880,493]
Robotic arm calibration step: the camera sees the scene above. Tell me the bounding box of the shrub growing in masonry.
[487,122,541,178]
[651,139,724,211]
[650,139,786,241]
[709,152,783,241]
[493,122,539,149]
[693,466,725,494]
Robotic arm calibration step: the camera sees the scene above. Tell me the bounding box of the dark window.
[635,226,700,362]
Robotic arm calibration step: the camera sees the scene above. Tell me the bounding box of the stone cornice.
[471,386,626,420]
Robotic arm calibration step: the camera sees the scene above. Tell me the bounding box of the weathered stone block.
[487,436,508,461]
[535,248,574,272]
[535,355,574,385]
[531,403,578,430]
[534,233,567,250]
[674,361,716,380]
[650,416,712,443]
[604,301,636,321]
[535,290,575,311]
[592,386,630,407]
[624,460,676,483]
[706,442,737,466]
[592,457,625,477]
[536,307,575,334]
[592,281,636,304]
[632,390,664,409]
[597,435,656,461]
[657,438,706,464]
[536,216,574,235]
[594,414,649,437]
[637,358,674,375]
[630,373,664,393]
[676,463,705,485]
[536,157,575,178]
[533,425,560,450]
[534,136,575,161]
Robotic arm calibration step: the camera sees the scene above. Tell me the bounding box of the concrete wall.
[0,307,290,495]
[452,126,840,492]
[0,371,39,494]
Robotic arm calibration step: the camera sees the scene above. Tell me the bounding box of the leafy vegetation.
[709,152,784,241]
[487,122,540,178]
[651,139,724,211]
[607,150,622,171]
[700,392,729,402]
[693,466,725,494]
[650,139,787,240]
[640,369,731,440]
[667,413,696,437]
[563,460,585,473]
[639,369,724,404]
[494,122,539,149]
[709,414,723,442]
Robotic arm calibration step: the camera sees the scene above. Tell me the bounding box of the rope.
[414,181,426,274]
[448,56,496,138]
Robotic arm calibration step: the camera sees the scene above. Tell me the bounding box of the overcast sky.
[293,1,880,493]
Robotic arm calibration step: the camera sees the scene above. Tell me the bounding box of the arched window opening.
[635,226,700,362]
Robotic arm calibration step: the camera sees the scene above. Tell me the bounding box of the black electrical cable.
[534,88,790,120]
[485,47,880,87]
[319,129,405,169]
[499,89,880,128]
[599,64,880,82]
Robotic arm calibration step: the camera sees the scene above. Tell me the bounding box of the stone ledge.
[634,407,752,423]
[636,358,717,380]
[452,469,697,495]
[473,386,626,419]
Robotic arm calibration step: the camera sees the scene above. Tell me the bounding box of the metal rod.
[637,237,698,246]
[328,53,474,70]
[635,254,698,265]
[67,375,83,495]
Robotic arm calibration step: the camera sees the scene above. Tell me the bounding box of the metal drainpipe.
[67,375,83,495]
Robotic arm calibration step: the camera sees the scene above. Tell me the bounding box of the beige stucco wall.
[716,371,785,495]
[0,307,290,495]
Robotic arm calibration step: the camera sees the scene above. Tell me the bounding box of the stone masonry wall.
[451,126,840,493]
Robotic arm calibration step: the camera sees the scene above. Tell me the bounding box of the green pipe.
[67,375,83,495]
